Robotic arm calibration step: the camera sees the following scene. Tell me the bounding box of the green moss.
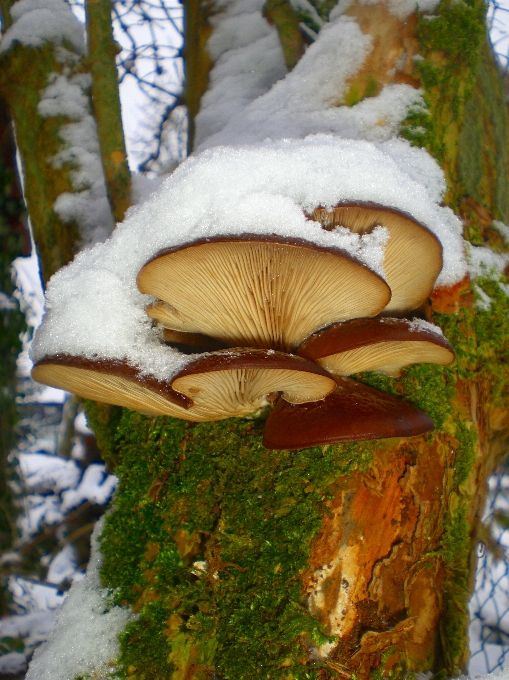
[83,400,124,470]
[90,274,509,678]
[400,0,489,206]
[99,412,378,678]
[439,507,471,675]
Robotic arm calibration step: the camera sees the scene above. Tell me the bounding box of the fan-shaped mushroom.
[32,356,191,417]
[137,235,391,352]
[170,349,336,420]
[298,318,454,377]
[32,349,336,423]
[262,376,434,450]
[309,203,443,314]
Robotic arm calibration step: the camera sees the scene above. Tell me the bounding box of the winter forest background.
[2,0,509,677]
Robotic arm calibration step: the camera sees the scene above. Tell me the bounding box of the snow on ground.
[0,252,118,675]
[26,519,136,680]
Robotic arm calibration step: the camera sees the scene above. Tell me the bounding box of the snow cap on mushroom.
[31,137,465,379]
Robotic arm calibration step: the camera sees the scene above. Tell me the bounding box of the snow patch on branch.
[357,0,440,18]
[197,14,380,150]
[467,244,509,280]
[0,0,85,54]
[195,0,287,145]
[26,518,136,680]
[38,72,114,246]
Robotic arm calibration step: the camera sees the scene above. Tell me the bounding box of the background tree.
[2,0,509,678]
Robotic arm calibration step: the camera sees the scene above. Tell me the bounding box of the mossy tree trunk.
[87,2,509,679]
[9,0,509,677]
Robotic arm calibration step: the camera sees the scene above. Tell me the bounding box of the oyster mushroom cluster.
[32,203,454,450]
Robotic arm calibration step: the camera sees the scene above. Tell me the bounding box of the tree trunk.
[11,0,509,676]
[83,4,509,678]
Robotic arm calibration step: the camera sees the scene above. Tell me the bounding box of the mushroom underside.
[32,349,337,423]
[31,360,191,418]
[137,237,391,351]
[310,203,443,313]
[315,340,454,377]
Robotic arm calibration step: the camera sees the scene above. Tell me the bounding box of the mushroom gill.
[32,349,336,423]
[137,235,391,352]
[170,349,337,420]
[32,356,192,418]
[309,203,443,314]
[298,318,455,377]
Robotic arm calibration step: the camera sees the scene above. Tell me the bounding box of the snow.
[474,284,493,312]
[0,0,85,54]
[31,136,466,379]
[407,318,446,337]
[47,545,79,585]
[195,10,423,151]
[26,518,136,680]
[74,410,93,436]
[467,244,509,279]
[358,0,440,19]
[18,453,81,494]
[0,290,17,310]
[38,73,115,246]
[61,464,118,513]
[0,612,57,675]
[195,0,287,145]
[493,220,509,243]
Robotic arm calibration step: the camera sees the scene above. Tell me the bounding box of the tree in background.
[2,0,509,678]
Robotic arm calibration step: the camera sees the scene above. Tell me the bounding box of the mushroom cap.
[33,350,335,422]
[171,348,337,421]
[298,318,455,377]
[262,376,434,450]
[162,328,228,354]
[145,300,190,331]
[32,356,191,418]
[309,203,443,313]
[137,235,391,352]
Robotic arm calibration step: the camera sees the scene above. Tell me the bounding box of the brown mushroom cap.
[137,235,391,352]
[309,203,443,313]
[32,356,191,418]
[262,376,434,450]
[171,348,337,420]
[162,328,228,354]
[298,318,455,377]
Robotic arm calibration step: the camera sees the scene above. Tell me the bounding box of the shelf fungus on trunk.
[32,349,336,422]
[308,202,443,314]
[31,355,193,418]
[262,376,434,450]
[298,318,455,377]
[170,349,336,420]
[136,234,391,352]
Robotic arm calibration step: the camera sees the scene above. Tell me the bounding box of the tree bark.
[13,0,509,676]
[89,2,509,678]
